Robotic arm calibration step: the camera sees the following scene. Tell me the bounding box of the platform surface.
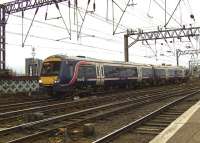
[150,99,200,143]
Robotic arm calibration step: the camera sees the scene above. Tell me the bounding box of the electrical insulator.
[93,2,96,11]
[75,0,77,7]
[190,14,194,19]
[45,12,47,20]
[68,0,70,8]
[22,11,24,18]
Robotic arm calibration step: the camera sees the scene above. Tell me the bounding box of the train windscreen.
[41,61,61,76]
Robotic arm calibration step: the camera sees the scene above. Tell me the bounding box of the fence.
[0,76,39,94]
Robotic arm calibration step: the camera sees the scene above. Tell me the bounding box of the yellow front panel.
[40,76,58,85]
[44,57,61,62]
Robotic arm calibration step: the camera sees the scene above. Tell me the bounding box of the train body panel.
[39,55,187,96]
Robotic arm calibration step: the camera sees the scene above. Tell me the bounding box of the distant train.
[39,55,187,96]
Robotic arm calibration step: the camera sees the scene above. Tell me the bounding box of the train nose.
[40,76,58,85]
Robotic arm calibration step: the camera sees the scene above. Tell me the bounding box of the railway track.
[0,84,189,126]
[0,81,195,115]
[0,98,57,113]
[1,86,199,143]
[0,84,176,114]
[93,90,200,143]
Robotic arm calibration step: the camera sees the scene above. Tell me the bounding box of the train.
[39,55,188,96]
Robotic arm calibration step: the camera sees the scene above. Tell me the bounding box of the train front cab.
[39,57,74,96]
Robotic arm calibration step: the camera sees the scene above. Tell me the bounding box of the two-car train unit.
[39,55,187,96]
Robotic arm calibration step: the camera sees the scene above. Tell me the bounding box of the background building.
[25,58,43,76]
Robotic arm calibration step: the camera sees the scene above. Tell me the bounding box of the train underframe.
[40,77,187,98]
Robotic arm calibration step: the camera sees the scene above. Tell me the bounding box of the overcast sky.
[1,0,200,73]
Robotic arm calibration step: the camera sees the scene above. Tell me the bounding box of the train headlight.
[39,79,42,83]
[54,79,60,84]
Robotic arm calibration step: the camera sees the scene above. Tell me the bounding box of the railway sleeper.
[2,90,197,142]
[165,109,186,113]
[143,122,169,127]
[184,99,200,102]
[150,119,172,124]
[0,115,23,124]
[67,118,86,122]
[137,125,166,130]
[135,127,163,135]
[160,112,182,116]
[134,130,160,135]
[153,117,175,122]
[158,114,179,118]
[171,104,193,109]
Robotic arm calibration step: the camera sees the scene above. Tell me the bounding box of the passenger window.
[78,65,96,79]
[78,66,85,78]
[69,65,74,77]
[85,66,96,78]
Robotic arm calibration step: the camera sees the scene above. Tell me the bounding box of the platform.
[150,99,200,143]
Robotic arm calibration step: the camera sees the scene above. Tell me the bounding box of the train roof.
[44,55,151,66]
[44,55,185,69]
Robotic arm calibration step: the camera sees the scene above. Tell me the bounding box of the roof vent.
[76,55,86,58]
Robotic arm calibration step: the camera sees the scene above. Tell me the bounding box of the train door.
[96,64,104,85]
[100,64,105,85]
[96,64,101,85]
[137,66,142,82]
[165,68,168,80]
[166,68,169,80]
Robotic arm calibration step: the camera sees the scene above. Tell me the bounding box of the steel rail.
[0,86,194,127]
[0,87,192,134]
[0,83,194,114]
[0,85,182,119]
[92,90,200,143]
[0,84,167,112]
[0,98,56,112]
[4,88,199,143]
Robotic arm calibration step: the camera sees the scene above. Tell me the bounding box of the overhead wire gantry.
[124,26,200,63]
[0,0,72,70]
[176,49,200,66]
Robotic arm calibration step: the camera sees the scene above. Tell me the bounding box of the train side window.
[104,66,138,78]
[160,69,164,77]
[176,70,182,76]
[104,66,113,78]
[78,66,85,78]
[168,69,175,77]
[120,67,137,77]
[130,67,138,77]
[69,64,74,77]
[85,65,96,78]
[113,66,120,77]
[142,68,153,77]
[155,69,165,77]
[120,67,126,77]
